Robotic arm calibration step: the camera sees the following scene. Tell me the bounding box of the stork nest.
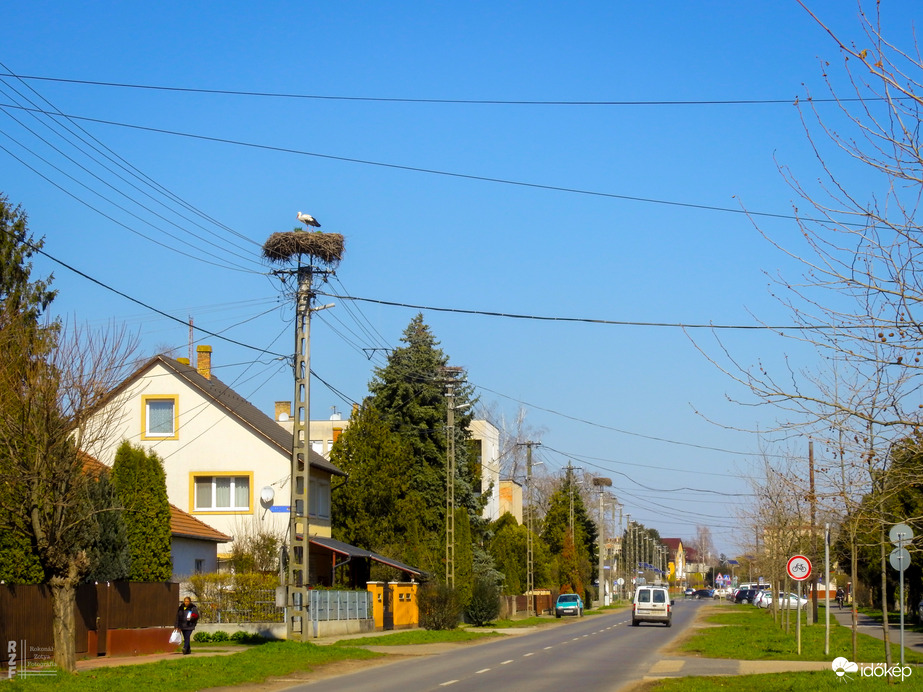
[262,231,345,266]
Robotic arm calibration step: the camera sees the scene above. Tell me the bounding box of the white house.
[88,346,344,564]
[468,419,501,521]
[273,406,501,522]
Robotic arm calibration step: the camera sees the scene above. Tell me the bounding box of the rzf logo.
[7,641,15,678]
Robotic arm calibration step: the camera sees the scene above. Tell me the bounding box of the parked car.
[753,590,770,608]
[734,588,758,604]
[684,587,696,598]
[692,589,714,600]
[555,593,584,618]
[758,592,808,610]
[632,585,673,627]
[713,587,729,599]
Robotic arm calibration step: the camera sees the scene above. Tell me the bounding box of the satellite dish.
[260,486,275,505]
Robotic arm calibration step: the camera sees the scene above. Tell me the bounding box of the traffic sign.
[787,554,812,581]
[890,547,911,572]
[890,523,914,545]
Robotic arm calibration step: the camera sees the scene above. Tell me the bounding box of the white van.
[632,585,673,627]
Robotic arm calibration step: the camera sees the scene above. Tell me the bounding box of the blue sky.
[3,1,915,556]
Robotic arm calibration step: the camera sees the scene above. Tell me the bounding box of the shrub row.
[191,630,267,644]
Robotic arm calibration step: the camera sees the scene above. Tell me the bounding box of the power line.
[317,291,824,331]
[541,445,753,496]
[0,140,262,274]
[0,64,263,250]
[0,73,867,107]
[0,101,851,226]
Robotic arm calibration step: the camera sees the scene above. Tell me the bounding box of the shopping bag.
[169,629,182,645]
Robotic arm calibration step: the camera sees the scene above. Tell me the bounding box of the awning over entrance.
[309,536,424,579]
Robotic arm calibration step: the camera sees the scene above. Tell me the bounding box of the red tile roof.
[81,452,229,543]
[169,505,232,543]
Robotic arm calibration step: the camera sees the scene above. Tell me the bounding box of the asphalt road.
[291,600,704,692]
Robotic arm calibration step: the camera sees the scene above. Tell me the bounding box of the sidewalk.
[76,646,243,671]
[73,626,439,671]
[630,604,923,688]
[829,606,923,653]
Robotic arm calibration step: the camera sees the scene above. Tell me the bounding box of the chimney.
[196,345,212,380]
[275,401,291,421]
[177,357,190,365]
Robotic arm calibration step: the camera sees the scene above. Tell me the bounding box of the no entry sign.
[786,554,812,581]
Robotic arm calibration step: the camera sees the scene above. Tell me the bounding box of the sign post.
[787,555,812,655]
[889,523,914,667]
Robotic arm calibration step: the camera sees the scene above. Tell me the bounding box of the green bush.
[231,630,266,644]
[211,630,230,642]
[192,631,211,643]
[465,578,500,626]
[417,583,461,630]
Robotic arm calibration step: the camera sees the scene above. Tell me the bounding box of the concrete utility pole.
[287,265,313,641]
[593,478,612,606]
[568,464,575,543]
[625,513,631,591]
[263,218,343,642]
[443,366,464,589]
[518,441,541,616]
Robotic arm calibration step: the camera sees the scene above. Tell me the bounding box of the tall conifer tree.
[111,441,172,581]
[336,314,484,579]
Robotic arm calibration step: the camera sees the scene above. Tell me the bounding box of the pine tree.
[363,314,483,578]
[540,474,597,596]
[0,194,56,320]
[454,506,473,607]
[489,514,525,594]
[110,441,172,581]
[85,469,131,582]
[331,404,420,568]
[0,524,43,583]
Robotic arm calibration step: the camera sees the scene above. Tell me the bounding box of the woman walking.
[174,596,200,654]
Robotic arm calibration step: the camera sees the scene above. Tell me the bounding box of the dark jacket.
[175,602,200,631]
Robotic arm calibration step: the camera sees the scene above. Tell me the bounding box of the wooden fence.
[1,582,178,663]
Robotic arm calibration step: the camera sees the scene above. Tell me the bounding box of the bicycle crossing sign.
[786,554,812,581]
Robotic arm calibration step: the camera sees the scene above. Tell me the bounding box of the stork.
[296,211,321,228]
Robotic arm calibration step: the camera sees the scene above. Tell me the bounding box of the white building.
[87,346,344,565]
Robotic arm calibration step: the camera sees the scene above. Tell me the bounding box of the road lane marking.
[439,681,458,687]
[501,660,514,665]
[475,669,491,674]
[544,646,553,650]
[524,652,534,657]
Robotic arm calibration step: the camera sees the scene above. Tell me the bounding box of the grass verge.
[638,671,888,691]
[851,606,923,634]
[474,617,548,628]
[331,629,502,646]
[678,603,923,664]
[4,640,382,692]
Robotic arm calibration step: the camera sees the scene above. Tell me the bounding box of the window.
[309,477,330,520]
[194,559,205,574]
[142,395,178,439]
[193,474,251,512]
